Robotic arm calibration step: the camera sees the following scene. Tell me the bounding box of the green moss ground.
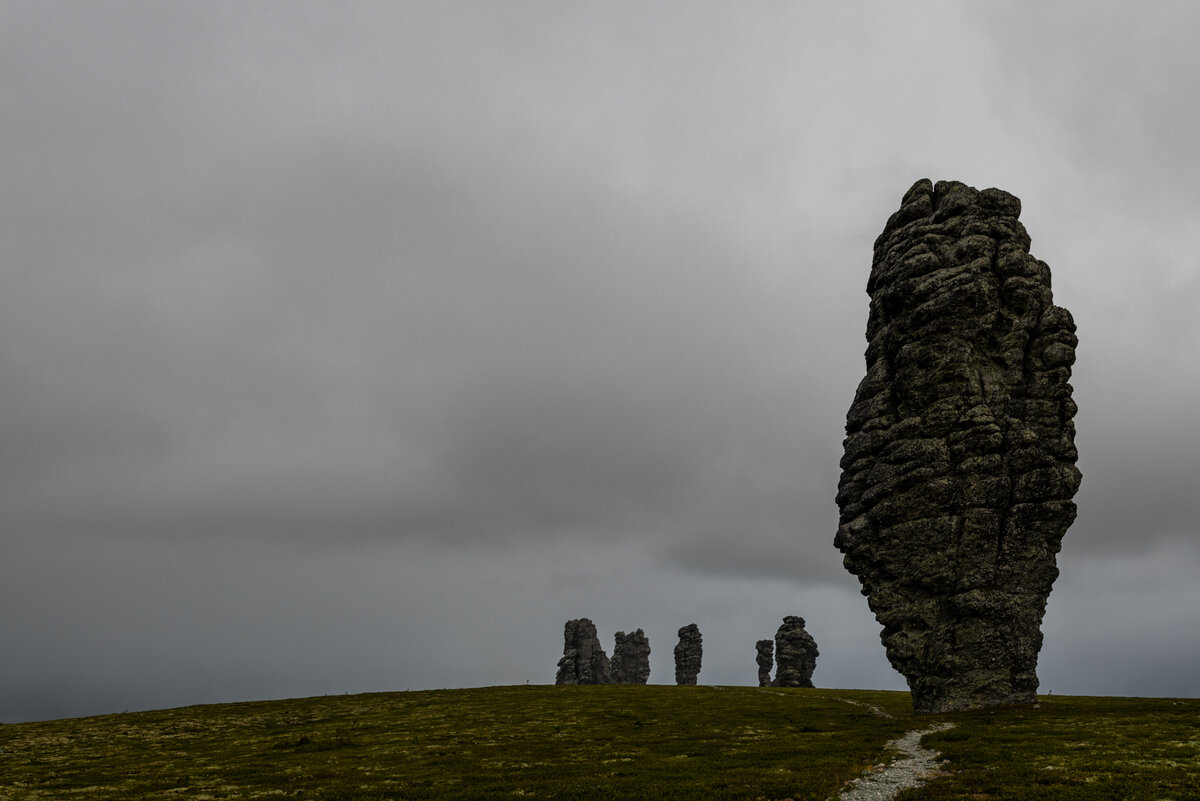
[1,686,1197,800]
[913,695,1200,800]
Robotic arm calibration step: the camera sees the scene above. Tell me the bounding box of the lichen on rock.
[835,179,1081,713]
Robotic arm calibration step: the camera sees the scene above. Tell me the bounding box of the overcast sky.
[4,1,1200,723]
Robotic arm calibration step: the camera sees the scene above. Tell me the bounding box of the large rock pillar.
[773,616,818,688]
[610,629,651,684]
[554,618,612,685]
[835,179,1080,713]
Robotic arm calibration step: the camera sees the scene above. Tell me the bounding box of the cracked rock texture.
[610,629,651,684]
[756,639,774,687]
[554,618,612,685]
[834,179,1080,713]
[773,616,819,688]
[673,624,703,685]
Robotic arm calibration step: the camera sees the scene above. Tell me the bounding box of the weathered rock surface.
[673,624,703,685]
[755,639,774,687]
[773,616,819,688]
[554,618,612,685]
[835,179,1080,713]
[610,629,651,684]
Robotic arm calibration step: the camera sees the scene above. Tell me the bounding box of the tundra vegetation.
[2,687,1198,800]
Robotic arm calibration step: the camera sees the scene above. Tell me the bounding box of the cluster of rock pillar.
[555,617,823,689]
[554,619,650,685]
[835,179,1080,713]
[755,617,818,688]
[555,620,705,685]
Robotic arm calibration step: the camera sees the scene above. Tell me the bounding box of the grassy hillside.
[1,686,1197,800]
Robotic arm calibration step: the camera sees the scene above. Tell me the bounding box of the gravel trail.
[832,722,954,801]
[828,696,893,719]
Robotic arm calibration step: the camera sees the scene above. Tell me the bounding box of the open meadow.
[1,686,1198,800]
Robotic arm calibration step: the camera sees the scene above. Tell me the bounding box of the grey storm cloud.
[3,1,1200,721]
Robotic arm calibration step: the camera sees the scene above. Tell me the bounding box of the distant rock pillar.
[755,639,774,687]
[772,616,818,688]
[611,629,651,684]
[554,618,612,685]
[673,624,703,685]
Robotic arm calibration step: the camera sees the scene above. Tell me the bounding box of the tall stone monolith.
[554,618,612,685]
[673,624,702,685]
[755,639,774,687]
[835,179,1081,713]
[610,629,651,684]
[773,616,818,688]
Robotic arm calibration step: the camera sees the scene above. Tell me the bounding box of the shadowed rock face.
[835,179,1081,713]
[673,624,702,685]
[755,639,774,687]
[554,618,612,685]
[610,629,651,684]
[773,616,818,688]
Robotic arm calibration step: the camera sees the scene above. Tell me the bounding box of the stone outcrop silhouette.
[835,179,1081,713]
[610,629,651,684]
[755,639,774,687]
[673,624,702,685]
[773,616,818,688]
[554,618,612,685]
